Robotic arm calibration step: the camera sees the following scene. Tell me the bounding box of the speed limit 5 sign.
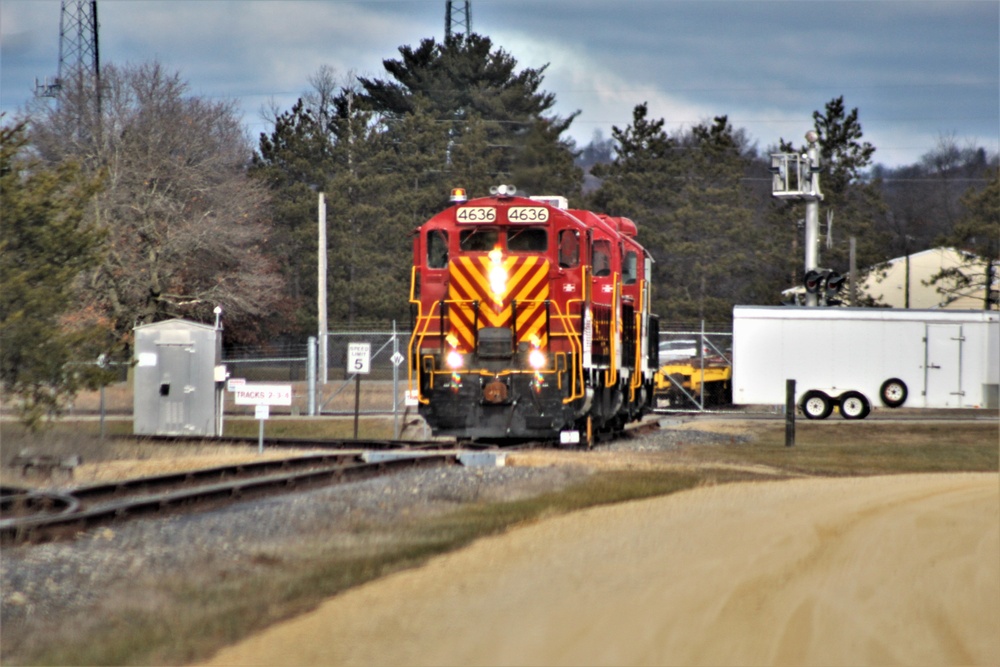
[347,342,371,374]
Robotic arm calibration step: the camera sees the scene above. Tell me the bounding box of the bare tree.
[27,62,285,344]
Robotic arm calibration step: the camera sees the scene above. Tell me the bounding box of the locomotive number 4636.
[507,206,549,223]
[456,207,496,223]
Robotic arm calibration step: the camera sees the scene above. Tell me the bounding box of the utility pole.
[445,1,472,40]
[318,193,328,386]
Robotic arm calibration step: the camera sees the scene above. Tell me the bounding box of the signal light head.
[804,269,823,294]
[826,272,846,293]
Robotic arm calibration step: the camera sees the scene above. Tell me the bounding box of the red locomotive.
[407,185,658,444]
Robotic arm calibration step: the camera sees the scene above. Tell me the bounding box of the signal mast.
[770,131,843,306]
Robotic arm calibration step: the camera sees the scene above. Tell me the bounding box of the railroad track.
[121,433,458,451]
[2,421,662,545]
[0,451,459,546]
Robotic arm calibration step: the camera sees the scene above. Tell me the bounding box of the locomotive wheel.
[839,391,871,420]
[801,390,833,420]
[879,378,908,408]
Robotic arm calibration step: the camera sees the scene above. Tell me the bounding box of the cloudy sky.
[2,0,997,168]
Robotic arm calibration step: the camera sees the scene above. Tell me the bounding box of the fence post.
[785,379,796,447]
[307,336,317,416]
[392,321,400,439]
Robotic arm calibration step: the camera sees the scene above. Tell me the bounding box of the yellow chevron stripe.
[445,255,554,351]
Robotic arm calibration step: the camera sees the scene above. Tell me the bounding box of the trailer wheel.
[879,378,908,408]
[801,390,833,420]
[839,391,871,420]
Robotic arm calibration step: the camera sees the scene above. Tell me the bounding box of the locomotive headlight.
[528,348,546,370]
[446,349,464,370]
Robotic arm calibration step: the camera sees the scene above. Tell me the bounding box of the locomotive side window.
[593,240,612,277]
[427,230,449,268]
[558,230,579,268]
[623,250,638,285]
[460,228,499,252]
[507,227,547,253]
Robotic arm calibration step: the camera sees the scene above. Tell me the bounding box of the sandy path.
[202,473,999,666]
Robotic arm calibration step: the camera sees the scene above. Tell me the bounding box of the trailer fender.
[838,391,871,420]
[879,378,908,408]
[801,390,834,420]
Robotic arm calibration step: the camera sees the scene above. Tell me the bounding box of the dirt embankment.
[201,472,1000,667]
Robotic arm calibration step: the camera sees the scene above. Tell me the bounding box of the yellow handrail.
[604,273,619,387]
[629,279,645,402]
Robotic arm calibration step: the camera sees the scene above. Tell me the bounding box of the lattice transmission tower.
[445,1,471,40]
[35,0,100,112]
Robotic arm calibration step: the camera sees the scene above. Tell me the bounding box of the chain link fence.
[40,322,735,420]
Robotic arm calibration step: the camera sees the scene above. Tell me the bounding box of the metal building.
[133,319,224,436]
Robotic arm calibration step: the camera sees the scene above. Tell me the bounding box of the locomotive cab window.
[623,250,638,285]
[507,227,547,253]
[427,230,449,269]
[593,240,612,277]
[558,230,580,268]
[459,228,499,252]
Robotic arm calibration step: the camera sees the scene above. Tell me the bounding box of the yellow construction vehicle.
[654,358,732,407]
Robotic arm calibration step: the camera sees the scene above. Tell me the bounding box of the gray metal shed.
[133,319,223,436]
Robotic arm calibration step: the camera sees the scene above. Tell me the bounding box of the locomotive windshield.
[623,250,638,284]
[558,230,580,268]
[427,230,448,268]
[593,240,612,277]
[458,227,548,253]
[459,228,499,252]
[507,227,547,253]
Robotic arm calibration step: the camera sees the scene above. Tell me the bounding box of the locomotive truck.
[407,185,658,445]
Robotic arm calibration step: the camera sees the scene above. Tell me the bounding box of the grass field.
[2,416,997,665]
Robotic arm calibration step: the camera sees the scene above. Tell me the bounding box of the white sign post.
[231,383,292,453]
[347,343,371,439]
[347,343,371,374]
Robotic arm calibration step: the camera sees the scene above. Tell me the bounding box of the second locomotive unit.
[408,185,658,445]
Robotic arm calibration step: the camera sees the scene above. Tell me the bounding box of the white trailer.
[732,306,999,419]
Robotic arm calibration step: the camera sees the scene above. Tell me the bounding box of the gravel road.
[200,472,1000,667]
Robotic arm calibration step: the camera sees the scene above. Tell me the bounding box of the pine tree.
[590,108,773,322]
[358,33,581,197]
[929,168,1000,309]
[0,121,109,428]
